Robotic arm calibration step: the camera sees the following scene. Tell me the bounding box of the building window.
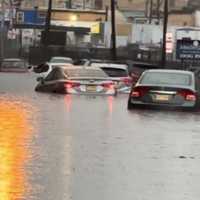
[17,12,24,23]
[38,12,46,19]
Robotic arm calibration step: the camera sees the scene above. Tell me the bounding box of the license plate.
[155,95,170,101]
[86,85,96,92]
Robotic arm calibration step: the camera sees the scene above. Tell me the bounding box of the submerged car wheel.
[192,101,200,111]
[127,99,134,110]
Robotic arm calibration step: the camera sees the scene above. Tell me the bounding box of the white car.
[34,56,74,78]
[48,57,73,65]
[91,63,133,93]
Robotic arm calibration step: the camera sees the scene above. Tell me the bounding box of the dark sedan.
[35,66,117,96]
[128,69,200,110]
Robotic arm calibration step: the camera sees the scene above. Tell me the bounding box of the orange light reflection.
[0,100,33,200]
[65,95,72,112]
[108,96,114,114]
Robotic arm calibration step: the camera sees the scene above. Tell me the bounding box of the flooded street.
[0,73,200,200]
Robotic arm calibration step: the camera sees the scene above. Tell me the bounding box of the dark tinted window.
[140,72,192,86]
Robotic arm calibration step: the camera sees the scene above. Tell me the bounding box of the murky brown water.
[0,73,200,200]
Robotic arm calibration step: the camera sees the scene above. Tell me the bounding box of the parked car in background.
[35,66,117,96]
[0,58,31,73]
[48,56,73,64]
[128,69,200,110]
[33,56,74,77]
[34,63,73,78]
[90,63,132,93]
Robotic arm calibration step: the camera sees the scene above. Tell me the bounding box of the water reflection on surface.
[0,98,34,200]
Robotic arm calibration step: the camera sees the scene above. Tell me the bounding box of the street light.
[70,14,78,21]
[161,0,168,67]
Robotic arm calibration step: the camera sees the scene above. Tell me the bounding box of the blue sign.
[16,10,46,25]
[176,39,200,60]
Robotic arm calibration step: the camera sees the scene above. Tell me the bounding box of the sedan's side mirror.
[34,63,49,73]
[36,77,44,84]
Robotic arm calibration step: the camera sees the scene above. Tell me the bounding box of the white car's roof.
[91,63,128,70]
[50,63,73,67]
[51,56,73,60]
[145,69,194,75]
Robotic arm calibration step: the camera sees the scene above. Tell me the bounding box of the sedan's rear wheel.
[127,99,134,110]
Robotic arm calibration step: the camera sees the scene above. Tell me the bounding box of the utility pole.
[110,0,116,60]
[0,0,5,61]
[43,0,52,46]
[149,0,153,24]
[68,0,72,8]
[161,0,168,67]
[145,0,149,17]
[156,0,161,24]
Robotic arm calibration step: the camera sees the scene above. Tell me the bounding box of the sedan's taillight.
[131,91,140,97]
[178,89,196,101]
[131,86,150,97]
[121,77,132,85]
[186,94,196,101]
[101,83,115,90]
[65,81,80,89]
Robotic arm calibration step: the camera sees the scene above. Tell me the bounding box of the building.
[187,0,200,10]
[168,10,195,26]
[20,0,102,9]
[169,0,188,10]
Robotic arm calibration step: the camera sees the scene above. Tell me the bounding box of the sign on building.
[176,39,200,60]
[166,32,173,53]
[7,29,18,40]
[91,23,100,34]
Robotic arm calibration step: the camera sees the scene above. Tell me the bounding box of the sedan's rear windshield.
[1,61,26,68]
[66,68,108,78]
[140,72,192,86]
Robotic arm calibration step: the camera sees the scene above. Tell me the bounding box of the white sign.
[166,32,173,53]
[7,29,17,40]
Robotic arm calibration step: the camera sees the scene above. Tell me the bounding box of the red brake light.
[131,91,140,97]
[186,94,196,101]
[131,86,149,97]
[102,83,114,89]
[65,81,80,89]
[178,89,196,101]
[121,77,132,85]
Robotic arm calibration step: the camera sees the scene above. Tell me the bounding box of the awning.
[13,24,90,34]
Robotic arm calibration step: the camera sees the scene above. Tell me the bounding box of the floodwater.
[0,73,200,200]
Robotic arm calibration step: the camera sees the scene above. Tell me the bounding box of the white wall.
[195,11,200,27]
[104,22,129,48]
[130,24,163,44]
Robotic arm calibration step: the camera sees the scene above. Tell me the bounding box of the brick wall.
[168,13,195,26]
